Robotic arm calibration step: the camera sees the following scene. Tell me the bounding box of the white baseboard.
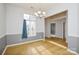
[7,39,44,47]
[46,36,63,39]
[67,49,79,55]
[2,46,8,55]
[2,39,44,55]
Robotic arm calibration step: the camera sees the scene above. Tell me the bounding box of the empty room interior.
[0,3,79,55]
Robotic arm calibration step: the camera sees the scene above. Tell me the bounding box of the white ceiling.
[8,3,61,16]
[8,3,61,12]
[15,3,58,10]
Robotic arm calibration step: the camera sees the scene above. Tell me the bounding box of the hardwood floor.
[4,38,74,55]
[46,37,68,47]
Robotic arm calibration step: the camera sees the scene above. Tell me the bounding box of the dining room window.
[24,14,36,37]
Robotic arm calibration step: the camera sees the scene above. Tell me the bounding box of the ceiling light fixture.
[34,11,46,18]
[31,6,46,18]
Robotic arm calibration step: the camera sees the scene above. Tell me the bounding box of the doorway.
[45,11,68,47]
[51,23,56,35]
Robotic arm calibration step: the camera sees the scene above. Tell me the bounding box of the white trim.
[7,39,43,47]
[46,14,67,20]
[67,49,79,55]
[2,46,8,55]
[50,35,63,39]
[0,34,6,39]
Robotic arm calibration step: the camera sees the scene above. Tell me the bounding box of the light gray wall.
[0,3,45,54]
[46,4,78,36]
[68,36,77,51]
[76,4,79,53]
[5,4,45,45]
[77,38,79,53]
[0,4,6,54]
[6,4,45,35]
[0,4,6,38]
[45,17,66,38]
[46,3,79,53]
[6,32,44,45]
[0,36,6,54]
[0,3,79,54]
